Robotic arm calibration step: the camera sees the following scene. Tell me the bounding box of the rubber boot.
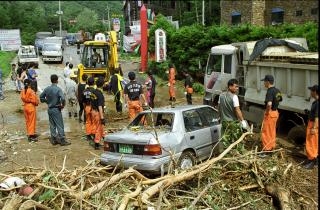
[304,159,316,169]
[94,143,100,150]
[68,112,72,118]
[74,112,77,118]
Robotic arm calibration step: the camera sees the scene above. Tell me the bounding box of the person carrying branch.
[303,85,318,169]
[21,79,39,142]
[218,79,250,141]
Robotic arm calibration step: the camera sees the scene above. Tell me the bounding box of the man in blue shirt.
[40,74,71,146]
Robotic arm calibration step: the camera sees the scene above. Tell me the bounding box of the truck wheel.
[287,126,306,145]
[177,151,196,170]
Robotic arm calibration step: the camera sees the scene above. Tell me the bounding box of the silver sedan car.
[100,105,222,174]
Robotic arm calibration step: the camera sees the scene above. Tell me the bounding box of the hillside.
[0,1,123,44]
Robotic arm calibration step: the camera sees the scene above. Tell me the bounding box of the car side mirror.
[210,118,220,126]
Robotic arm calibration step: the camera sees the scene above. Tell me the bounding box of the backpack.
[275,88,283,102]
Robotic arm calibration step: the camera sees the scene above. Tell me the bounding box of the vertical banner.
[155,29,166,63]
[140,4,148,72]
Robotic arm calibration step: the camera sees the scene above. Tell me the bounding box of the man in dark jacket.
[109,68,124,112]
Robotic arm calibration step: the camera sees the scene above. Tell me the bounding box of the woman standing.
[21,79,39,142]
[144,72,157,108]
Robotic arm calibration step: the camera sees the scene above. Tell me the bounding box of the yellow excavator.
[77,31,119,84]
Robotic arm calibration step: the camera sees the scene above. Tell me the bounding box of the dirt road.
[0,46,203,173]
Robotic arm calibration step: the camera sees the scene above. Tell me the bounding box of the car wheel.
[177,151,196,170]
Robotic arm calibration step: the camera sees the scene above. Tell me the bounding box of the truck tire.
[177,151,196,170]
[287,126,306,145]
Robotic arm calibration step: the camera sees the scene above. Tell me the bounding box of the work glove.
[241,120,250,131]
[167,83,170,87]
[101,118,106,125]
[184,92,187,96]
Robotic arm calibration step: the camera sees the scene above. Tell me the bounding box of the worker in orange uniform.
[124,72,147,121]
[20,79,39,142]
[259,75,282,158]
[304,85,318,169]
[82,77,95,141]
[183,71,194,105]
[168,64,176,105]
[90,77,106,150]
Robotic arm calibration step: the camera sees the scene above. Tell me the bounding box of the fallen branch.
[227,197,264,210]
[265,184,291,210]
[141,132,251,205]
[189,181,222,208]
[19,200,52,210]
[118,183,142,210]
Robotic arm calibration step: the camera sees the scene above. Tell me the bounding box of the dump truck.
[17,45,39,68]
[77,31,119,84]
[203,38,318,144]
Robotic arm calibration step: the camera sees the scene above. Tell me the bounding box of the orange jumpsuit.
[85,105,94,135]
[169,67,176,98]
[261,110,279,151]
[306,120,318,160]
[91,109,105,143]
[20,88,39,136]
[128,100,143,121]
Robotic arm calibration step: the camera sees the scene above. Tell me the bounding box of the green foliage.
[148,19,318,81]
[0,1,122,44]
[192,83,205,94]
[148,60,170,80]
[0,51,16,78]
[38,189,55,202]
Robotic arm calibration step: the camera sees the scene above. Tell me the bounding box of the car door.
[183,109,212,160]
[197,107,222,158]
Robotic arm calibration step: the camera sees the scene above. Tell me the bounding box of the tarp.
[248,38,308,64]
[231,11,241,16]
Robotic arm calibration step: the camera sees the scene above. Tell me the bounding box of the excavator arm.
[108,31,119,73]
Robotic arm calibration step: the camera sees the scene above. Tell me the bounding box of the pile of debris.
[0,132,318,210]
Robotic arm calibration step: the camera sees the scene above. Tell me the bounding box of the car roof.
[141,105,214,114]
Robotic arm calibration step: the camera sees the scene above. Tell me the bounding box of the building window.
[171,0,175,9]
[271,8,284,25]
[296,10,302,17]
[231,11,241,25]
[311,8,318,15]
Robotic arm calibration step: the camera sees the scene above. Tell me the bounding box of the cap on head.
[128,71,136,80]
[24,79,31,87]
[261,75,274,84]
[69,63,73,69]
[87,77,95,86]
[65,61,69,66]
[308,85,319,94]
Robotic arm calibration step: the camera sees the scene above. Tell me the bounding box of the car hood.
[105,128,173,145]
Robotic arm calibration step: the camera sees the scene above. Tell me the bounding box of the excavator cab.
[77,31,119,84]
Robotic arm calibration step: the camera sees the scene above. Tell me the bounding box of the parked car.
[17,45,39,68]
[66,33,77,45]
[101,105,222,174]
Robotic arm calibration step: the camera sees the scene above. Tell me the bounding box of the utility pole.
[202,0,205,26]
[107,5,111,31]
[59,0,62,36]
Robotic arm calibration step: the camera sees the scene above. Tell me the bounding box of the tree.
[74,8,101,33]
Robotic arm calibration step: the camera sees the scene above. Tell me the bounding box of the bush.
[148,18,318,82]
[192,83,205,95]
[148,60,169,80]
[0,51,16,78]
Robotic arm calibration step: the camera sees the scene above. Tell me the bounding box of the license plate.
[119,144,133,154]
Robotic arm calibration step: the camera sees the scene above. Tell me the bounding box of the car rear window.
[128,112,174,131]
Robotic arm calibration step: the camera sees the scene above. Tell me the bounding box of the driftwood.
[2,194,24,210]
[19,200,52,210]
[265,184,291,210]
[140,132,251,205]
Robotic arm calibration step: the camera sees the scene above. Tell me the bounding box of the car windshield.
[128,112,174,131]
[43,44,60,51]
